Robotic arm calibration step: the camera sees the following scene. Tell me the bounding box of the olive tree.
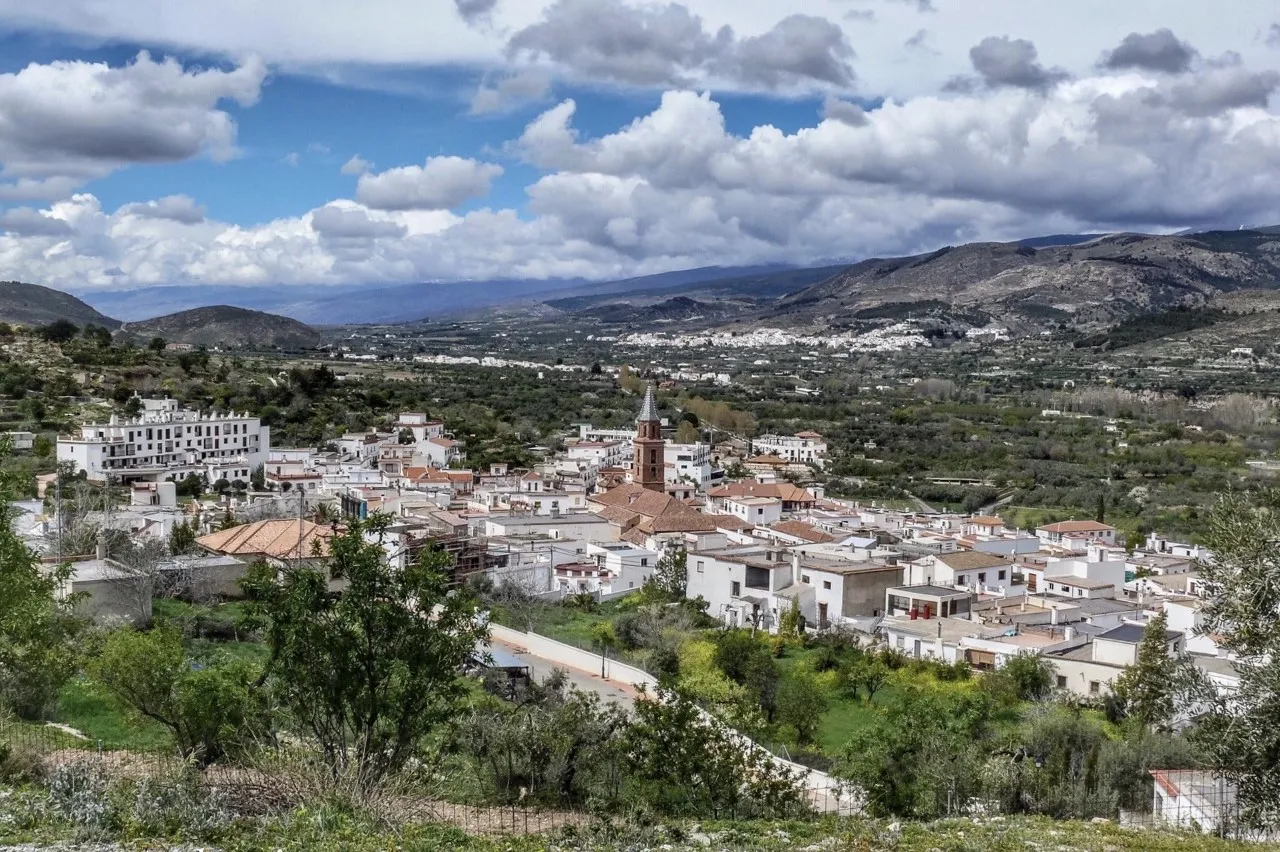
[243,515,487,791]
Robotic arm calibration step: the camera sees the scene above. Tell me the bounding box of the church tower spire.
[633,382,665,492]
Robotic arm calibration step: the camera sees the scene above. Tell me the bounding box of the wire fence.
[2,717,1276,842]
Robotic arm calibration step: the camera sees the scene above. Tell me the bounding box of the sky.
[0,0,1278,293]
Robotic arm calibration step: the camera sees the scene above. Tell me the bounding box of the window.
[823,581,832,590]
[998,570,1007,580]
[640,558,648,567]
[957,575,967,585]
[1056,675,1067,689]
[731,581,741,597]
[696,560,705,573]
[801,574,811,584]
[1089,681,1100,695]
[978,572,987,583]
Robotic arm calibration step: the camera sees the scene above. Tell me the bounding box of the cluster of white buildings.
[48,397,1234,719]
[620,323,931,353]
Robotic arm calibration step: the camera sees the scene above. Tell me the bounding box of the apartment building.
[58,398,269,483]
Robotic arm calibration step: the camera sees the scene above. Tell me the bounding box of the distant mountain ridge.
[121,306,321,350]
[773,229,1280,330]
[0,281,121,329]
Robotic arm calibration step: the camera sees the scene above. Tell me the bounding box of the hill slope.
[122,306,321,350]
[0,281,121,329]
[775,230,1280,329]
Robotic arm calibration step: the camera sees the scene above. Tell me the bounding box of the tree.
[81,324,112,347]
[650,547,687,599]
[1095,492,1106,524]
[0,476,83,717]
[986,654,1056,703]
[590,361,602,375]
[88,627,269,764]
[242,518,488,791]
[1194,490,1280,828]
[36,319,78,344]
[590,622,618,679]
[147,337,167,353]
[250,464,266,491]
[175,473,204,498]
[841,682,993,818]
[397,428,416,445]
[626,687,805,818]
[31,435,53,458]
[777,670,829,747]
[675,421,700,444]
[218,507,237,531]
[1113,611,1182,730]
[168,519,198,555]
[846,656,890,704]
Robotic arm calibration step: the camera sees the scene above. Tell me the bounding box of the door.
[818,602,828,629]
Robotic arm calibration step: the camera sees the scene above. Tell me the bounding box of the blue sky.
[0,1,1277,292]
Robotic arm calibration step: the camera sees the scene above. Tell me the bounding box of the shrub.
[0,738,46,784]
[128,772,232,837]
[47,760,113,831]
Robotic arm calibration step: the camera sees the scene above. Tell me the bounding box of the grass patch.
[55,676,172,752]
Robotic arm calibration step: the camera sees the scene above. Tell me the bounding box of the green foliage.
[1195,490,1280,828]
[168,519,199,555]
[36,319,78,344]
[86,627,269,764]
[776,670,829,746]
[242,517,487,788]
[1113,612,1186,730]
[147,336,166,352]
[626,687,806,818]
[0,445,82,719]
[456,677,629,805]
[648,547,687,599]
[1074,306,1228,350]
[984,655,1056,704]
[840,680,993,818]
[777,599,804,638]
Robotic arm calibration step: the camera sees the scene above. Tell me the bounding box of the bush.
[128,772,232,837]
[0,738,46,785]
[47,760,113,831]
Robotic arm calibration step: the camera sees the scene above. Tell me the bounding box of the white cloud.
[1,54,1280,292]
[340,154,374,176]
[0,51,265,199]
[282,152,301,167]
[355,156,504,210]
[470,69,552,114]
[0,2,1276,100]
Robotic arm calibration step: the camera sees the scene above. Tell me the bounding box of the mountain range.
[4,226,1280,345]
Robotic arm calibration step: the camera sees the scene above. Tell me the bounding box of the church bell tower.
[633,383,665,493]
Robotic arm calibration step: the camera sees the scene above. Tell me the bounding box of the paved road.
[488,635,639,709]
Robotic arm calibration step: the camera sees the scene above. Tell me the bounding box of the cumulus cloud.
[310,204,407,239]
[0,52,265,200]
[4,55,1280,292]
[964,36,1069,91]
[1102,29,1198,73]
[0,207,72,237]
[470,70,552,114]
[118,195,207,224]
[506,0,854,90]
[821,94,868,126]
[340,154,374,176]
[355,156,504,210]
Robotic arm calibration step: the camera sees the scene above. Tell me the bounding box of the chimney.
[792,552,801,585]
[1064,626,1076,641]
[1051,607,1059,626]
[95,529,107,561]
